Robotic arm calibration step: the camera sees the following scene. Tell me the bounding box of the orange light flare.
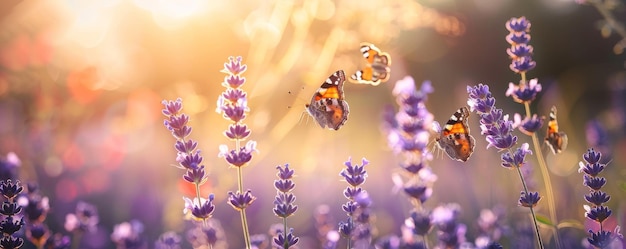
[132,0,215,29]
[66,66,102,104]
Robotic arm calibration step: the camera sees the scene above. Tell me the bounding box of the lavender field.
[0,0,624,248]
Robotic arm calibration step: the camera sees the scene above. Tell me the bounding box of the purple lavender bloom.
[186,221,227,248]
[468,84,523,153]
[225,123,251,140]
[375,235,401,249]
[250,234,268,248]
[518,191,541,208]
[274,180,295,194]
[44,234,71,249]
[509,56,536,74]
[340,158,368,187]
[338,218,354,238]
[506,79,542,104]
[221,56,248,77]
[64,201,99,233]
[273,164,298,219]
[273,228,299,248]
[221,88,247,103]
[585,205,612,223]
[110,220,147,249]
[174,140,197,156]
[163,99,210,187]
[585,191,611,206]
[505,16,531,33]
[0,179,23,200]
[507,44,534,59]
[386,77,434,153]
[0,236,24,249]
[431,203,467,248]
[385,77,437,221]
[155,231,181,249]
[501,143,532,168]
[273,193,297,218]
[513,113,544,135]
[218,141,257,168]
[227,190,256,211]
[0,202,21,217]
[505,32,531,45]
[579,148,620,247]
[339,157,372,245]
[475,207,506,247]
[583,147,602,164]
[26,224,48,246]
[219,104,247,123]
[587,230,618,248]
[408,210,432,236]
[183,194,215,221]
[18,183,50,224]
[583,175,606,191]
[578,149,606,177]
[178,151,203,170]
[506,17,536,74]
[0,216,25,235]
[182,166,207,185]
[162,99,192,140]
[403,185,431,203]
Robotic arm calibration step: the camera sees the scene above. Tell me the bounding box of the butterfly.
[305,70,350,130]
[545,105,568,154]
[349,42,391,86]
[435,107,476,162]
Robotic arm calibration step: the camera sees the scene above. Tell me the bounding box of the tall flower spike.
[217,56,255,247]
[506,78,542,104]
[273,164,299,249]
[579,148,622,247]
[504,16,565,248]
[467,83,544,248]
[506,16,536,74]
[0,179,25,249]
[384,77,437,247]
[339,157,372,247]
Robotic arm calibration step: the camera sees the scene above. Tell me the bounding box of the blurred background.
[0,0,625,248]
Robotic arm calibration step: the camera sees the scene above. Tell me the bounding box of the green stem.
[283,218,289,249]
[519,73,561,248]
[237,166,251,248]
[514,154,544,249]
[194,182,207,227]
[346,217,354,249]
[70,231,83,249]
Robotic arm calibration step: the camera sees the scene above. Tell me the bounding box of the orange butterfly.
[350,42,391,86]
[545,106,568,154]
[435,107,476,162]
[305,70,350,130]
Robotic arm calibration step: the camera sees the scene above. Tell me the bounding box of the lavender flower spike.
[579,148,622,247]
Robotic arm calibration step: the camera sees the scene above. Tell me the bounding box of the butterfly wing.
[437,107,475,162]
[350,42,392,86]
[306,70,349,130]
[545,106,568,154]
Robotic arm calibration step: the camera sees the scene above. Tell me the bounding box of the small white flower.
[217,144,229,158]
[244,140,258,154]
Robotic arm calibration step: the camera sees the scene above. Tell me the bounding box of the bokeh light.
[1,0,625,248]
